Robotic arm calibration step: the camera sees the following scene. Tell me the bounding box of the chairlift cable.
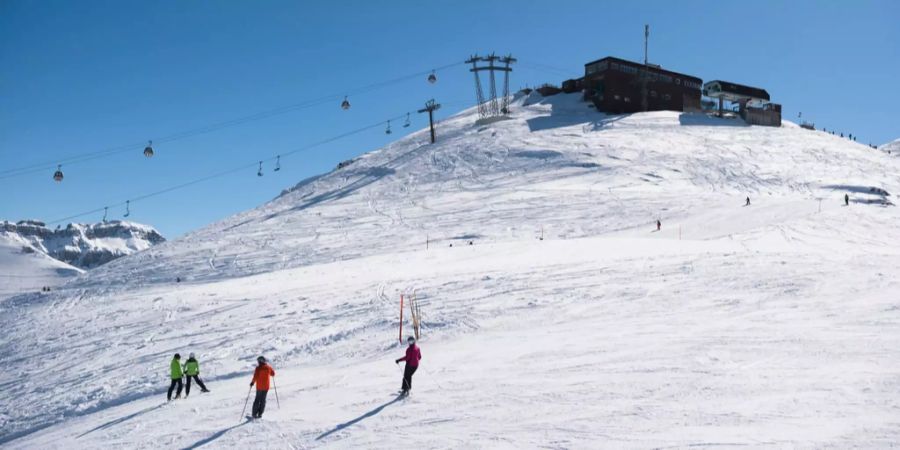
[0,61,466,181]
[44,109,424,226]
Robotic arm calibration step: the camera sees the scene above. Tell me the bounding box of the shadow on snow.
[315,395,404,441]
[181,422,248,450]
[76,404,166,439]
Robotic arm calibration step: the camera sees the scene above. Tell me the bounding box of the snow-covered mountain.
[2,93,899,448]
[0,219,165,269]
[0,234,82,300]
[880,137,900,156]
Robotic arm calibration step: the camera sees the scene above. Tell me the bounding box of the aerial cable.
[0,61,466,181]
[44,109,423,226]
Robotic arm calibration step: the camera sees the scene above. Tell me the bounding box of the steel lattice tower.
[466,53,515,120]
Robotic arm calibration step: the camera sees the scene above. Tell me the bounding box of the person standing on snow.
[395,336,422,395]
[250,356,275,419]
[845,193,850,206]
[167,353,184,401]
[745,196,751,206]
[656,219,661,232]
[183,353,210,397]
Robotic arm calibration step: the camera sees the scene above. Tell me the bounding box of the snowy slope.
[0,234,82,300]
[3,93,900,448]
[880,138,900,156]
[1,219,165,269]
[78,93,897,287]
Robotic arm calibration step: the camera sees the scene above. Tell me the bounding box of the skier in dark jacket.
[167,353,184,401]
[250,356,275,419]
[656,219,661,231]
[845,193,850,206]
[395,336,422,395]
[183,353,210,397]
[745,196,751,206]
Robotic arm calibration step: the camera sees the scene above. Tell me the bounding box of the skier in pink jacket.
[395,336,422,395]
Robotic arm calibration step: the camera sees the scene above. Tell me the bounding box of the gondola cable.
[0,61,465,181]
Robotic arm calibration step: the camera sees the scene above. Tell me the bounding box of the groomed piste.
[2,93,899,448]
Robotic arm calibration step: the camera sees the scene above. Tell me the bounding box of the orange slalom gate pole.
[399,294,404,344]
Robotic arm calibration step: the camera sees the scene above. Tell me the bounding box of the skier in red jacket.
[249,356,275,419]
[395,336,422,396]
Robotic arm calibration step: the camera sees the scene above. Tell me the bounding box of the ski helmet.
[174,353,181,359]
[189,352,195,359]
[407,336,416,344]
[257,356,266,364]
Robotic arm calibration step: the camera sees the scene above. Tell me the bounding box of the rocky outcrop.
[0,220,165,269]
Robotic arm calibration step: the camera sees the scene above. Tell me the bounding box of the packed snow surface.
[880,137,900,156]
[2,93,899,448]
[0,234,82,300]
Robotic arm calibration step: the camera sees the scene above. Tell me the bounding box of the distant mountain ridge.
[0,219,165,269]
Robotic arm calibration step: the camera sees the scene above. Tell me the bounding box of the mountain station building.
[581,56,702,114]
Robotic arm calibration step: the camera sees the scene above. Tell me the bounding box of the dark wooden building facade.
[582,57,702,114]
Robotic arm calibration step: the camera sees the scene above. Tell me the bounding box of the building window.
[614,94,621,100]
[675,78,681,85]
[663,94,671,101]
[624,97,631,103]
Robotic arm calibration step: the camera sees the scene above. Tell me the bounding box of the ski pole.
[240,385,252,422]
[272,378,281,409]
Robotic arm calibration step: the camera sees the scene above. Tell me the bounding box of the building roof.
[703,80,770,102]
[584,56,702,83]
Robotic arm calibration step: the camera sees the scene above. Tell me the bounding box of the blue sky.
[2,0,898,238]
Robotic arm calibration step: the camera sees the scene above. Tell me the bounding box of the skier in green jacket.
[167,353,184,401]
[183,352,210,397]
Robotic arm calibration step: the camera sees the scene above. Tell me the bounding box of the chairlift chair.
[274,155,281,172]
[427,71,437,84]
[124,200,131,218]
[403,113,410,128]
[341,96,351,110]
[53,165,64,182]
[257,161,264,177]
[143,140,154,158]
[385,120,392,135]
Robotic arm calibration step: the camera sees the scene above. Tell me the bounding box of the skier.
[845,193,850,206]
[183,353,210,397]
[745,196,751,206]
[249,356,275,419]
[167,353,184,401]
[394,336,422,396]
[656,219,661,232]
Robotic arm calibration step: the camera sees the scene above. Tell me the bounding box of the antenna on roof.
[644,24,649,65]
[641,24,650,112]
